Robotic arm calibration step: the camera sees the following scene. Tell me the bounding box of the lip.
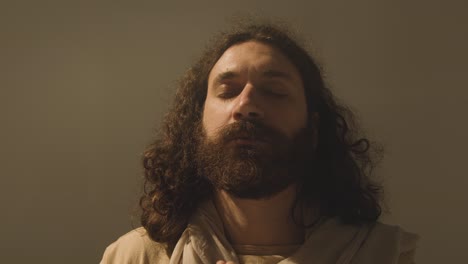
[230,137,267,146]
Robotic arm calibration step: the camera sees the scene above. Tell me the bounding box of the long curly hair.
[140,22,384,256]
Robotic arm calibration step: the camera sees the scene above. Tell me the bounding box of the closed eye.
[261,87,288,98]
[216,83,242,100]
[217,91,240,100]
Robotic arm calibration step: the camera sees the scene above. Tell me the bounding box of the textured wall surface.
[1,0,467,263]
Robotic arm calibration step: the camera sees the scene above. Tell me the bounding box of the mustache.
[216,120,286,144]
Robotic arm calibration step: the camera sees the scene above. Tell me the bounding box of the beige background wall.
[1,0,467,263]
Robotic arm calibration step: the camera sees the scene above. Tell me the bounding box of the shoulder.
[369,222,419,249]
[372,222,419,253]
[99,227,170,264]
[353,222,420,264]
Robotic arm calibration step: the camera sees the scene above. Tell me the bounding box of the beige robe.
[100,201,419,264]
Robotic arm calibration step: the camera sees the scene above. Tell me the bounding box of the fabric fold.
[169,200,239,264]
[169,200,378,264]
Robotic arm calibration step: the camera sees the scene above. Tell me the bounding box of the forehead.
[208,41,302,85]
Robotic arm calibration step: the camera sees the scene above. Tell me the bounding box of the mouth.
[230,136,268,146]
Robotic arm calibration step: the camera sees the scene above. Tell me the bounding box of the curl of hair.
[140,22,384,256]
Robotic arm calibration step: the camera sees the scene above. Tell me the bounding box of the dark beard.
[195,120,314,199]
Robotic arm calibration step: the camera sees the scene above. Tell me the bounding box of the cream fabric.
[100,201,419,264]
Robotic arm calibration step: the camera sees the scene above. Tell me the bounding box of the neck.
[213,184,306,246]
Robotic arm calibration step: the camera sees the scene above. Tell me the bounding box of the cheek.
[297,103,309,128]
[275,103,308,138]
[294,93,309,127]
[202,99,229,138]
[202,106,214,137]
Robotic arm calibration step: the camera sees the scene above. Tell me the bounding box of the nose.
[232,85,264,121]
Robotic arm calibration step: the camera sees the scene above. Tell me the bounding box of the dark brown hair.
[140,22,383,256]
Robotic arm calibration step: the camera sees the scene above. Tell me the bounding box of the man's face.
[203,41,308,141]
[196,41,312,199]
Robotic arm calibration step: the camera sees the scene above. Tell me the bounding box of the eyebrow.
[212,70,293,86]
[262,69,293,80]
[213,71,240,86]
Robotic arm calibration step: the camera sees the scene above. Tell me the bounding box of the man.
[100,22,419,264]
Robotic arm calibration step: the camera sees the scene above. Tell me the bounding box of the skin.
[203,40,308,141]
[203,41,313,263]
